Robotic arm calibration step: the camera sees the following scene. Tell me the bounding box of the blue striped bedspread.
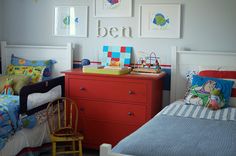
[112,101,236,156]
[161,100,236,121]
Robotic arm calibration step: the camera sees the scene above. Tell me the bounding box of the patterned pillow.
[185,75,234,110]
[11,55,56,80]
[199,70,236,107]
[6,64,45,83]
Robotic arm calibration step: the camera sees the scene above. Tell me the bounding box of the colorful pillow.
[0,75,30,95]
[199,70,236,107]
[1,78,14,95]
[6,64,45,83]
[11,55,56,80]
[185,75,234,109]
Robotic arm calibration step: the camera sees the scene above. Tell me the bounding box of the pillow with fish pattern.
[184,75,234,110]
[6,64,46,83]
[11,55,56,81]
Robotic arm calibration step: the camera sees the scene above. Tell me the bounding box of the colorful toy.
[133,52,161,73]
[1,78,14,95]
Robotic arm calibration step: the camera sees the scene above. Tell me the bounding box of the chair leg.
[79,140,83,156]
[52,142,56,156]
[72,141,76,156]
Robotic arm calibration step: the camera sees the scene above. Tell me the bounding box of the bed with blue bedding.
[112,100,236,156]
[0,95,37,150]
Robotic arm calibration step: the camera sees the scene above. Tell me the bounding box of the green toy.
[1,78,14,95]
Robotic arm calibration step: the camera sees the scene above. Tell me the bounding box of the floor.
[83,149,99,156]
[40,148,99,156]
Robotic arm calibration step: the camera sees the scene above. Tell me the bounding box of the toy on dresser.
[132,52,161,74]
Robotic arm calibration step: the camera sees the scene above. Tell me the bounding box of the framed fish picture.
[139,4,181,38]
[94,0,132,17]
[54,6,88,37]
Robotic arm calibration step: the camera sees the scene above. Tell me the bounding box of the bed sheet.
[0,121,50,156]
[113,101,236,156]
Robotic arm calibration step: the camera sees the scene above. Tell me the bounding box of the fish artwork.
[63,16,79,26]
[153,13,170,27]
[107,0,120,5]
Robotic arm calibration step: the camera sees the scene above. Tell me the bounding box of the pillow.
[0,75,30,95]
[6,64,45,83]
[199,70,236,107]
[11,55,56,80]
[185,75,234,109]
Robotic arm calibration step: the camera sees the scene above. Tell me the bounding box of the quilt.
[0,95,37,150]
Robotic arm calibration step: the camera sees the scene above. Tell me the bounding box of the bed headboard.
[1,41,73,77]
[170,47,236,102]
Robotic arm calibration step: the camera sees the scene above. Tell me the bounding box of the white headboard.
[1,41,73,77]
[170,47,236,102]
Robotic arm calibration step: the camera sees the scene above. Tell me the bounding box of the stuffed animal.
[1,78,14,95]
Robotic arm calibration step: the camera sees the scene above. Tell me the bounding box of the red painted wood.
[78,99,146,125]
[64,69,165,149]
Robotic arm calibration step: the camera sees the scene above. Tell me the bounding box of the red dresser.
[64,69,165,149]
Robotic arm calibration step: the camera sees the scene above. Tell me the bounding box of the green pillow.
[0,75,30,95]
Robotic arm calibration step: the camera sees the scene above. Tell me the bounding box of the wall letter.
[122,27,132,38]
[109,27,119,38]
[97,20,107,37]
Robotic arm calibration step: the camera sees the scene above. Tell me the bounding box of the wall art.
[95,0,132,17]
[54,6,88,37]
[101,45,132,67]
[139,4,181,38]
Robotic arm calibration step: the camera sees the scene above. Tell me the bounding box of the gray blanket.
[113,102,236,156]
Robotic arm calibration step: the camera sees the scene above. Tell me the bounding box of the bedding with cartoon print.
[0,95,37,150]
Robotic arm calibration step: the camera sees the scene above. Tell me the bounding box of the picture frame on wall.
[54,6,88,37]
[94,0,132,17]
[139,4,181,38]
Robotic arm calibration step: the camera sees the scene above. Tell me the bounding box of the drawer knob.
[128,112,134,116]
[80,87,85,91]
[128,90,134,95]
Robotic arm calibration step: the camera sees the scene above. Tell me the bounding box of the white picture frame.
[94,0,132,17]
[139,4,181,38]
[54,6,88,37]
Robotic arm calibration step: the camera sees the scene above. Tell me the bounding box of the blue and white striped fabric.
[160,100,236,121]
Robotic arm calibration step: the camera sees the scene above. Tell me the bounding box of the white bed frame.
[0,41,73,156]
[99,47,236,156]
[0,41,73,77]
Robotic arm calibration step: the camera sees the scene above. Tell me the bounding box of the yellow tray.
[82,68,130,75]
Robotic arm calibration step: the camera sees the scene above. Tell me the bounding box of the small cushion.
[185,75,234,109]
[6,64,45,83]
[199,70,236,107]
[11,55,56,80]
[0,75,30,95]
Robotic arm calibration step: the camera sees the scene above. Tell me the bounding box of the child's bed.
[100,47,236,156]
[0,41,73,156]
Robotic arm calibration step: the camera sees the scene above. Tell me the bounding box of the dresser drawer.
[68,78,147,103]
[82,120,141,147]
[77,99,146,125]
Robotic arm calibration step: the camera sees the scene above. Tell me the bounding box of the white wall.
[0,0,3,40]
[2,0,236,64]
